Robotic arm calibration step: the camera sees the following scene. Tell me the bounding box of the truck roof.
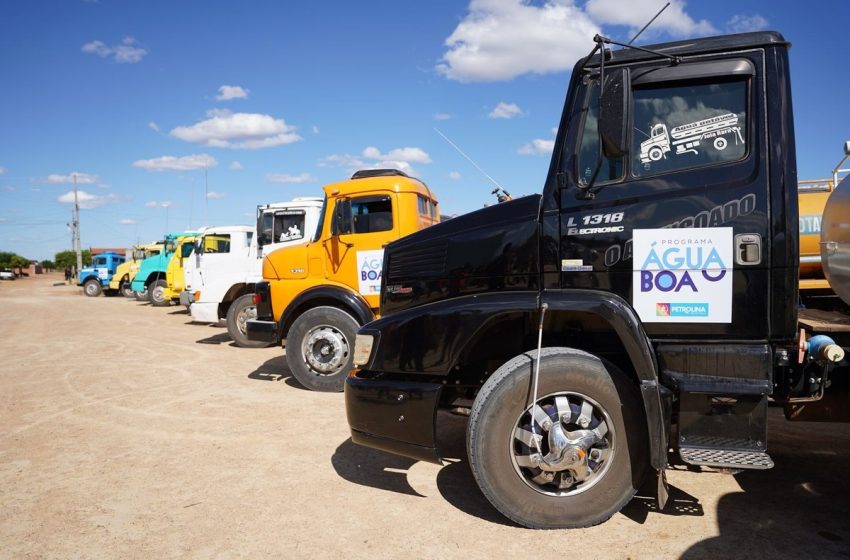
[196,225,253,234]
[259,198,324,211]
[584,31,788,68]
[323,172,438,203]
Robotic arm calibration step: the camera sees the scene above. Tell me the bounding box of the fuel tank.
[821,176,850,306]
[798,179,833,278]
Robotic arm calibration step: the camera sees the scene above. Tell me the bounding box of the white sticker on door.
[632,227,733,323]
[357,250,384,295]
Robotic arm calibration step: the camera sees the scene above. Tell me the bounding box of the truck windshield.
[133,249,146,261]
[165,239,177,253]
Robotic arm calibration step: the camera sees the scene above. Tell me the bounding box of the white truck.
[640,112,745,163]
[181,198,323,347]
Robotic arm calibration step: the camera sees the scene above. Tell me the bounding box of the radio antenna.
[628,2,670,45]
[434,127,506,192]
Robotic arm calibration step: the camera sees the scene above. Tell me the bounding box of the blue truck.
[130,232,196,304]
[78,251,127,297]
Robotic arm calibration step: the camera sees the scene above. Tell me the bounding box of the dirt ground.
[1,273,849,559]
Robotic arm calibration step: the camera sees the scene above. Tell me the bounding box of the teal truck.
[130,232,195,303]
[78,251,127,297]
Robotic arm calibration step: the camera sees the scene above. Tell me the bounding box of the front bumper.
[190,301,220,323]
[344,371,443,464]
[245,318,279,343]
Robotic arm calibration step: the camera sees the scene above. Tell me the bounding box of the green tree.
[54,250,91,269]
[41,259,55,271]
[10,255,29,275]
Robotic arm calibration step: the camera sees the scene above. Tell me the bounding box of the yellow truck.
[109,241,164,298]
[245,169,440,391]
[155,235,197,307]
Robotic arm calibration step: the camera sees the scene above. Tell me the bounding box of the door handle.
[734,233,762,266]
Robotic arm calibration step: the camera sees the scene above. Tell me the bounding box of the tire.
[467,347,648,529]
[134,288,148,301]
[286,306,359,392]
[648,146,664,161]
[121,282,135,298]
[83,278,102,297]
[226,294,270,348]
[149,279,170,307]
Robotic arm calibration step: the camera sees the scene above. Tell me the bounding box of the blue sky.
[1,0,848,260]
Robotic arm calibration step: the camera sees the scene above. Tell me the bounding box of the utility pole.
[72,173,82,280]
[204,166,209,225]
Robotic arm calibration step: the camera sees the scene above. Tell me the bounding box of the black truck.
[344,31,848,529]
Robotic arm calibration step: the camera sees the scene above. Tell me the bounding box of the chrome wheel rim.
[85,282,98,296]
[510,391,615,497]
[301,324,349,375]
[236,304,256,335]
[151,286,165,303]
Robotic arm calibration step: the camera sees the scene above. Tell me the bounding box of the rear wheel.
[149,279,170,307]
[83,278,102,297]
[226,294,270,348]
[467,347,648,529]
[134,288,148,301]
[286,306,359,392]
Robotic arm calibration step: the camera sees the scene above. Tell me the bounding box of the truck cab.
[131,232,195,304]
[109,241,163,298]
[342,32,847,529]
[184,198,323,347]
[159,235,197,307]
[247,169,439,391]
[78,251,126,297]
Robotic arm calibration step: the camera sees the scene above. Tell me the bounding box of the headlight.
[353,334,375,367]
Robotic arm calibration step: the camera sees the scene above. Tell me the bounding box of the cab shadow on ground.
[246,355,307,390]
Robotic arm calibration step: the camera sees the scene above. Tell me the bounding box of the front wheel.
[121,282,135,298]
[83,279,102,297]
[467,347,648,529]
[149,279,170,307]
[286,306,359,392]
[226,294,270,348]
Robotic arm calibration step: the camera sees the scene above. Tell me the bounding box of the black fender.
[279,285,375,339]
[362,289,667,469]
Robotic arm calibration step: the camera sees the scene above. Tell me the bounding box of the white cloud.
[97,183,111,189]
[312,125,320,134]
[206,191,226,199]
[518,138,556,156]
[170,109,302,149]
[585,0,715,38]
[133,153,218,172]
[145,200,172,208]
[265,173,317,184]
[726,14,769,33]
[434,113,453,121]
[57,190,121,209]
[82,36,147,63]
[148,121,160,132]
[45,172,99,185]
[3,186,15,192]
[489,102,524,119]
[437,0,599,82]
[321,145,432,176]
[215,85,249,101]
[0,166,7,175]
[30,188,41,192]
[119,218,137,225]
[448,171,462,180]
[229,161,243,170]
[362,146,432,164]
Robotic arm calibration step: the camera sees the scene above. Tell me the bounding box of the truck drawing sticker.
[632,227,733,323]
[639,113,745,165]
[357,250,384,295]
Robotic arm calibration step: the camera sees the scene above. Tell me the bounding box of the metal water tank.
[821,175,850,306]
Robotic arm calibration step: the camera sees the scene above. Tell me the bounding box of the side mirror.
[598,68,630,158]
[333,199,352,236]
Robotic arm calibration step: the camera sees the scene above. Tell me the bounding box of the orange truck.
[245,169,440,391]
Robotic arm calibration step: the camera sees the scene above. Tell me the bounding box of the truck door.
[557,53,771,340]
[325,193,397,308]
[196,233,235,301]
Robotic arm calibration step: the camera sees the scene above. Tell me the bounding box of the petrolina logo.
[633,228,732,324]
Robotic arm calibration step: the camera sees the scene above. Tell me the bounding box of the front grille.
[387,242,447,282]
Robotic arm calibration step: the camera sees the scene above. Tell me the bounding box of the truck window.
[577,81,625,185]
[95,257,106,266]
[203,234,231,254]
[258,213,274,247]
[246,231,254,247]
[181,242,194,258]
[633,79,748,177]
[274,211,306,243]
[351,196,393,234]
